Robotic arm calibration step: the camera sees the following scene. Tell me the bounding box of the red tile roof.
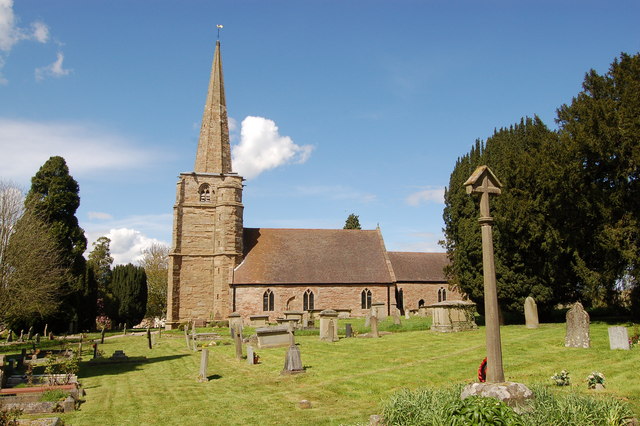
[233,228,393,285]
[387,252,449,282]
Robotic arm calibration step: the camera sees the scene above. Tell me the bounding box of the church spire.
[194,40,232,174]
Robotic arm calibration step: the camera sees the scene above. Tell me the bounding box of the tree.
[556,52,640,310]
[443,117,570,316]
[109,264,148,327]
[344,213,362,230]
[87,236,113,316]
[0,180,68,328]
[138,243,169,319]
[24,156,92,331]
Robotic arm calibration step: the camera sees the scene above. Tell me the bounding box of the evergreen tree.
[24,156,91,331]
[344,213,362,230]
[109,264,148,327]
[556,52,640,310]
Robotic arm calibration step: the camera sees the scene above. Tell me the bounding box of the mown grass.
[2,319,639,425]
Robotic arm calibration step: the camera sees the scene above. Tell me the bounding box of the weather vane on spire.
[217,24,224,40]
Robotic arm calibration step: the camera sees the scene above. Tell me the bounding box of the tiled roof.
[387,252,449,282]
[233,228,393,285]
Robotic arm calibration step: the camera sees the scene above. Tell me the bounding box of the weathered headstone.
[191,325,197,352]
[524,296,539,329]
[233,328,243,360]
[282,344,304,375]
[228,312,243,339]
[370,314,380,338]
[6,329,12,343]
[147,327,152,349]
[565,302,590,348]
[364,312,371,328]
[26,326,33,341]
[404,310,410,320]
[246,345,255,365]
[608,326,630,350]
[197,349,209,382]
[34,333,40,344]
[93,343,99,359]
[100,327,106,344]
[18,330,24,342]
[393,308,401,326]
[184,325,191,350]
[48,332,54,341]
[43,324,48,339]
[319,309,339,342]
[345,323,352,338]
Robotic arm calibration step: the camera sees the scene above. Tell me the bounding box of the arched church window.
[199,184,212,202]
[263,289,274,312]
[438,287,447,303]
[303,289,315,311]
[418,299,425,308]
[361,288,372,309]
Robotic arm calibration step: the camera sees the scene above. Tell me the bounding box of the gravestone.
[228,312,244,338]
[93,343,99,359]
[6,329,12,343]
[256,326,290,348]
[100,327,106,344]
[34,333,40,344]
[364,312,371,328]
[26,326,33,341]
[233,328,243,360]
[524,296,539,329]
[393,308,401,326]
[18,330,24,342]
[146,327,152,349]
[371,302,387,320]
[282,344,304,375]
[369,315,380,338]
[197,349,209,382]
[246,345,256,365]
[48,332,54,341]
[43,324,48,339]
[404,310,410,320]
[565,302,590,348]
[608,326,630,350]
[184,325,191,350]
[319,309,339,342]
[345,323,352,338]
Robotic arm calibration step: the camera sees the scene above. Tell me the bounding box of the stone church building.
[165,41,462,328]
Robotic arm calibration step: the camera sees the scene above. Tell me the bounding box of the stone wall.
[233,284,392,321]
[396,282,463,312]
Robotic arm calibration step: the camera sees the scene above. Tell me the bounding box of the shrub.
[0,407,22,425]
[381,384,634,426]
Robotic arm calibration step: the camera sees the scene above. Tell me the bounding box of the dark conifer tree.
[109,264,148,327]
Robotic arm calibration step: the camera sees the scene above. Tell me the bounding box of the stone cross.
[565,301,590,348]
[464,165,505,383]
[524,296,539,329]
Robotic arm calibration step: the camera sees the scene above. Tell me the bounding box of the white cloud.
[0,0,18,52]
[31,21,49,43]
[35,52,71,81]
[394,232,445,252]
[0,118,154,182]
[88,211,113,220]
[232,116,314,179]
[0,1,51,82]
[405,187,445,206]
[102,228,165,265]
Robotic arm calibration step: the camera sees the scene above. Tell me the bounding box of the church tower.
[166,40,244,328]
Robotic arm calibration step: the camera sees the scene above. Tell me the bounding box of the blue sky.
[1,0,639,264]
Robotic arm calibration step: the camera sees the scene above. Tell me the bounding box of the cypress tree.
[110,264,148,327]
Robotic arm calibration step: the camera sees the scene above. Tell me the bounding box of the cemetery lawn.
[6,320,639,425]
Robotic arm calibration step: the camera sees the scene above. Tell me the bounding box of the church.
[165,40,462,329]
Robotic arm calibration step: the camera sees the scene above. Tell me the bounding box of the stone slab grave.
[283,311,304,324]
[565,301,590,348]
[428,300,477,332]
[335,309,351,319]
[256,326,291,349]
[276,318,298,332]
[524,296,539,329]
[608,326,630,350]
[250,315,270,327]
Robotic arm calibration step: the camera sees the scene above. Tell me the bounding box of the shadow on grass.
[207,374,222,380]
[78,354,189,378]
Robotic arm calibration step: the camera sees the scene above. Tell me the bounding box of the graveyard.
[1,316,639,425]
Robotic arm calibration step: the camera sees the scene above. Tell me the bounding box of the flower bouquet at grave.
[550,369,571,386]
[586,371,605,389]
